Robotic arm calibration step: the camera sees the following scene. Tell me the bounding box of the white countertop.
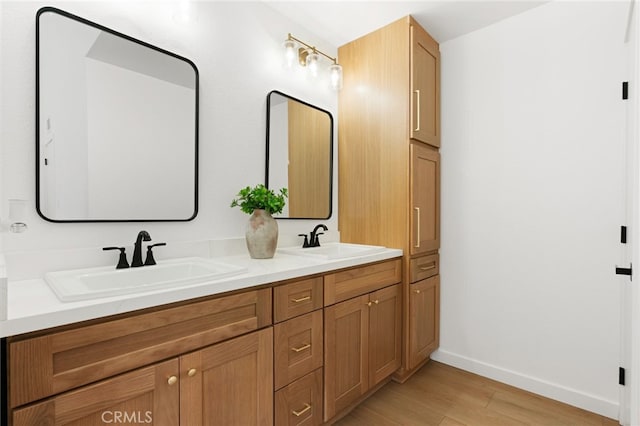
[0,248,402,338]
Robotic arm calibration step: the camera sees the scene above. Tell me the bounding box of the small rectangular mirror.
[36,7,199,222]
[266,91,333,219]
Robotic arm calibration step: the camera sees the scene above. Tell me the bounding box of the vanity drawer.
[410,254,439,283]
[274,277,323,323]
[275,369,323,426]
[274,310,323,390]
[324,259,402,305]
[9,288,272,408]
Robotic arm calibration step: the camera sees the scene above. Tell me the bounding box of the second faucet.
[299,224,328,248]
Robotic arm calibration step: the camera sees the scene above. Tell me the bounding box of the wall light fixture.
[8,199,28,233]
[284,33,343,91]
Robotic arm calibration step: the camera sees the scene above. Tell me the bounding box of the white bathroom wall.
[437,0,627,418]
[0,0,5,254]
[0,1,338,254]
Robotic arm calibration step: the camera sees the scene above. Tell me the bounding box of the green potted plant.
[231,184,287,259]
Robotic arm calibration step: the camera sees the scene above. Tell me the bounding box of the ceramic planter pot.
[245,209,278,259]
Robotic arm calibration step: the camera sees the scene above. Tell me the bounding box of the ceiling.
[263,1,548,46]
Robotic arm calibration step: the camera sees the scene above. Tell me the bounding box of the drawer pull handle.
[188,368,197,377]
[292,403,311,417]
[414,89,421,131]
[291,343,311,353]
[420,264,436,271]
[414,289,421,294]
[414,207,421,248]
[291,295,311,303]
[167,376,178,386]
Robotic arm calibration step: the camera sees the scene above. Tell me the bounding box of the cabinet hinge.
[620,367,626,385]
[623,82,629,100]
[616,264,632,280]
[621,226,627,244]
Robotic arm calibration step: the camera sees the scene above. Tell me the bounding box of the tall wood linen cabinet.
[338,15,440,380]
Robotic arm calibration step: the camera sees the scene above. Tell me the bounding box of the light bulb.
[283,39,296,69]
[329,63,343,91]
[306,50,320,78]
[8,199,27,233]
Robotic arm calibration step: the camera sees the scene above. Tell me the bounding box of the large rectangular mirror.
[36,7,199,222]
[265,91,333,219]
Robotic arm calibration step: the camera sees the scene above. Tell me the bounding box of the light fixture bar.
[287,33,337,64]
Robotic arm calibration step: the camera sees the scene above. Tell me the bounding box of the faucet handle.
[103,246,130,269]
[144,243,167,266]
[298,234,310,248]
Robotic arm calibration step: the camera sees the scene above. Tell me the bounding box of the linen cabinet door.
[410,22,440,148]
[409,275,440,369]
[323,295,369,421]
[369,284,402,386]
[410,143,440,255]
[180,328,273,426]
[12,359,179,425]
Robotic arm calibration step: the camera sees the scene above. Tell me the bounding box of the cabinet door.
[369,284,402,386]
[409,275,440,370]
[180,328,273,426]
[324,295,369,421]
[411,143,440,255]
[13,359,179,425]
[410,23,440,147]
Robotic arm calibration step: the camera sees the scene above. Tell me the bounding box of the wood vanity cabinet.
[338,15,441,380]
[14,329,273,426]
[323,260,402,421]
[7,258,403,425]
[8,289,273,425]
[273,277,324,426]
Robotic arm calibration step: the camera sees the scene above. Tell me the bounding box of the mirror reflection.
[266,91,332,219]
[37,7,198,222]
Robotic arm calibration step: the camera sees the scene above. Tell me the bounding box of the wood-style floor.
[335,361,618,426]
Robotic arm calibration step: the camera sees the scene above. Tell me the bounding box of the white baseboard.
[431,349,619,420]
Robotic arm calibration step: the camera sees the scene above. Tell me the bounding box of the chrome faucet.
[131,230,152,267]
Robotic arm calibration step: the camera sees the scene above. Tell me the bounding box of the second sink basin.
[45,257,247,302]
[279,242,387,260]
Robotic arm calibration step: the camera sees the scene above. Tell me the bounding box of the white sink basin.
[278,242,387,260]
[45,257,247,302]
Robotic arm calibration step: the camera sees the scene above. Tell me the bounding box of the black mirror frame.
[265,90,333,220]
[35,6,199,223]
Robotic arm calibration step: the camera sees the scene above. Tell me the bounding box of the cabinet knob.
[374,300,379,304]
[414,289,421,294]
[167,376,178,385]
[367,301,372,307]
[292,403,311,417]
[188,368,197,377]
